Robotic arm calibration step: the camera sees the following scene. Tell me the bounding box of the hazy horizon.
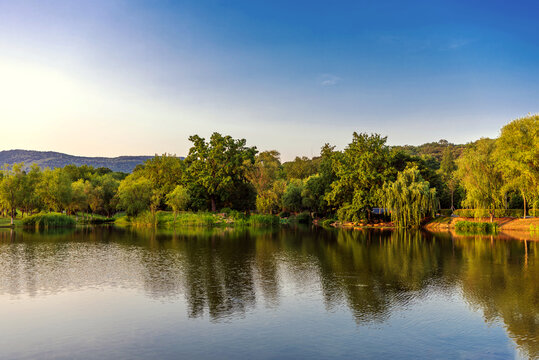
[1,0,538,160]
[0,134,487,162]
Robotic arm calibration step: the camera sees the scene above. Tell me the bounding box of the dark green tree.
[326,133,391,221]
[184,133,257,211]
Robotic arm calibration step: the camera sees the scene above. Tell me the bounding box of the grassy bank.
[0,211,116,228]
[454,220,498,234]
[21,213,76,229]
[425,216,539,233]
[116,211,283,228]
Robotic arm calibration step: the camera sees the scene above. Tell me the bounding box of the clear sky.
[1,0,538,160]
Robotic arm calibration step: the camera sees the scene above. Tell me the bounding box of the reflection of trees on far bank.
[0,226,536,357]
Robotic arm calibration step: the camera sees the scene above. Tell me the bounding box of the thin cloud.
[442,38,477,51]
[319,74,341,86]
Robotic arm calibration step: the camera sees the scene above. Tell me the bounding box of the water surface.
[0,227,537,359]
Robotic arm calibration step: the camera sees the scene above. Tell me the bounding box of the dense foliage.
[0,115,537,225]
[380,167,438,228]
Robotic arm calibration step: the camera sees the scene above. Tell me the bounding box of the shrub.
[320,218,336,227]
[454,209,525,218]
[439,209,453,217]
[22,213,76,229]
[249,214,280,226]
[336,204,363,222]
[295,212,312,224]
[228,210,247,221]
[279,211,290,218]
[220,207,232,215]
[454,220,498,234]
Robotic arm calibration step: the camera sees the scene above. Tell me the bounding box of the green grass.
[455,220,498,234]
[320,218,337,227]
[116,211,280,228]
[248,214,280,226]
[427,216,453,225]
[21,213,76,229]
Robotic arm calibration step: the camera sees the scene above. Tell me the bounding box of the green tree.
[70,179,89,219]
[282,179,304,212]
[20,164,43,215]
[496,115,539,217]
[0,163,25,224]
[185,133,257,211]
[38,168,73,213]
[246,150,281,193]
[380,167,438,228]
[165,185,191,223]
[326,133,391,221]
[457,138,504,222]
[255,179,287,214]
[135,153,185,209]
[301,144,340,216]
[282,156,320,180]
[439,146,459,210]
[117,174,152,216]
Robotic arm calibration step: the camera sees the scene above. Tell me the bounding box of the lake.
[0,226,537,359]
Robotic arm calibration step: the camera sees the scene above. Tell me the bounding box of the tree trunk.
[210,196,216,212]
[450,189,454,211]
[10,208,14,225]
[523,193,527,219]
[489,211,493,223]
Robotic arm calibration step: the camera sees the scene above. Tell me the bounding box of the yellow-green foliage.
[21,213,76,229]
[455,220,498,234]
[381,167,438,228]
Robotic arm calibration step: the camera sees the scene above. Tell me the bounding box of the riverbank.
[114,211,288,228]
[424,216,539,232]
[319,219,395,230]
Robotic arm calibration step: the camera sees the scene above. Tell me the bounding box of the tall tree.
[282,156,320,180]
[457,138,504,222]
[117,174,152,217]
[70,179,90,219]
[184,133,257,211]
[496,115,539,217]
[166,185,191,223]
[439,146,459,210]
[326,132,391,221]
[246,150,281,194]
[38,168,73,213]
[0,163,25,224]
[282,179,304,212]
[21,164,43,215]
[136,153,185,209]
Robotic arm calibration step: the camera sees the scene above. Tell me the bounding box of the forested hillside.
[0,150,155,173]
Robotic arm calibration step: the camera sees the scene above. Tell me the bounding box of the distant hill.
[0,150,156,173]
[392,139,466,161]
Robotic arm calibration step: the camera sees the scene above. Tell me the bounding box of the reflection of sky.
[1,1,539,159]
[0,287,517,359]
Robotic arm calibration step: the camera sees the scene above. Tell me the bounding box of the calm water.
[0,226,537,359]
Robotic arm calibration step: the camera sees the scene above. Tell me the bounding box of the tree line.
[0,115,537,227]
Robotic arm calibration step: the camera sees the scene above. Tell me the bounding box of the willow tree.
[496,115,539,218]
[457,138,504,222]
[380,167,438,228]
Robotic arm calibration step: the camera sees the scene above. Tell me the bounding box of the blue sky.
[1,0,538,159]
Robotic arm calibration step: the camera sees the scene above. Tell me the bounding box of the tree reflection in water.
[0,226,536,357]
